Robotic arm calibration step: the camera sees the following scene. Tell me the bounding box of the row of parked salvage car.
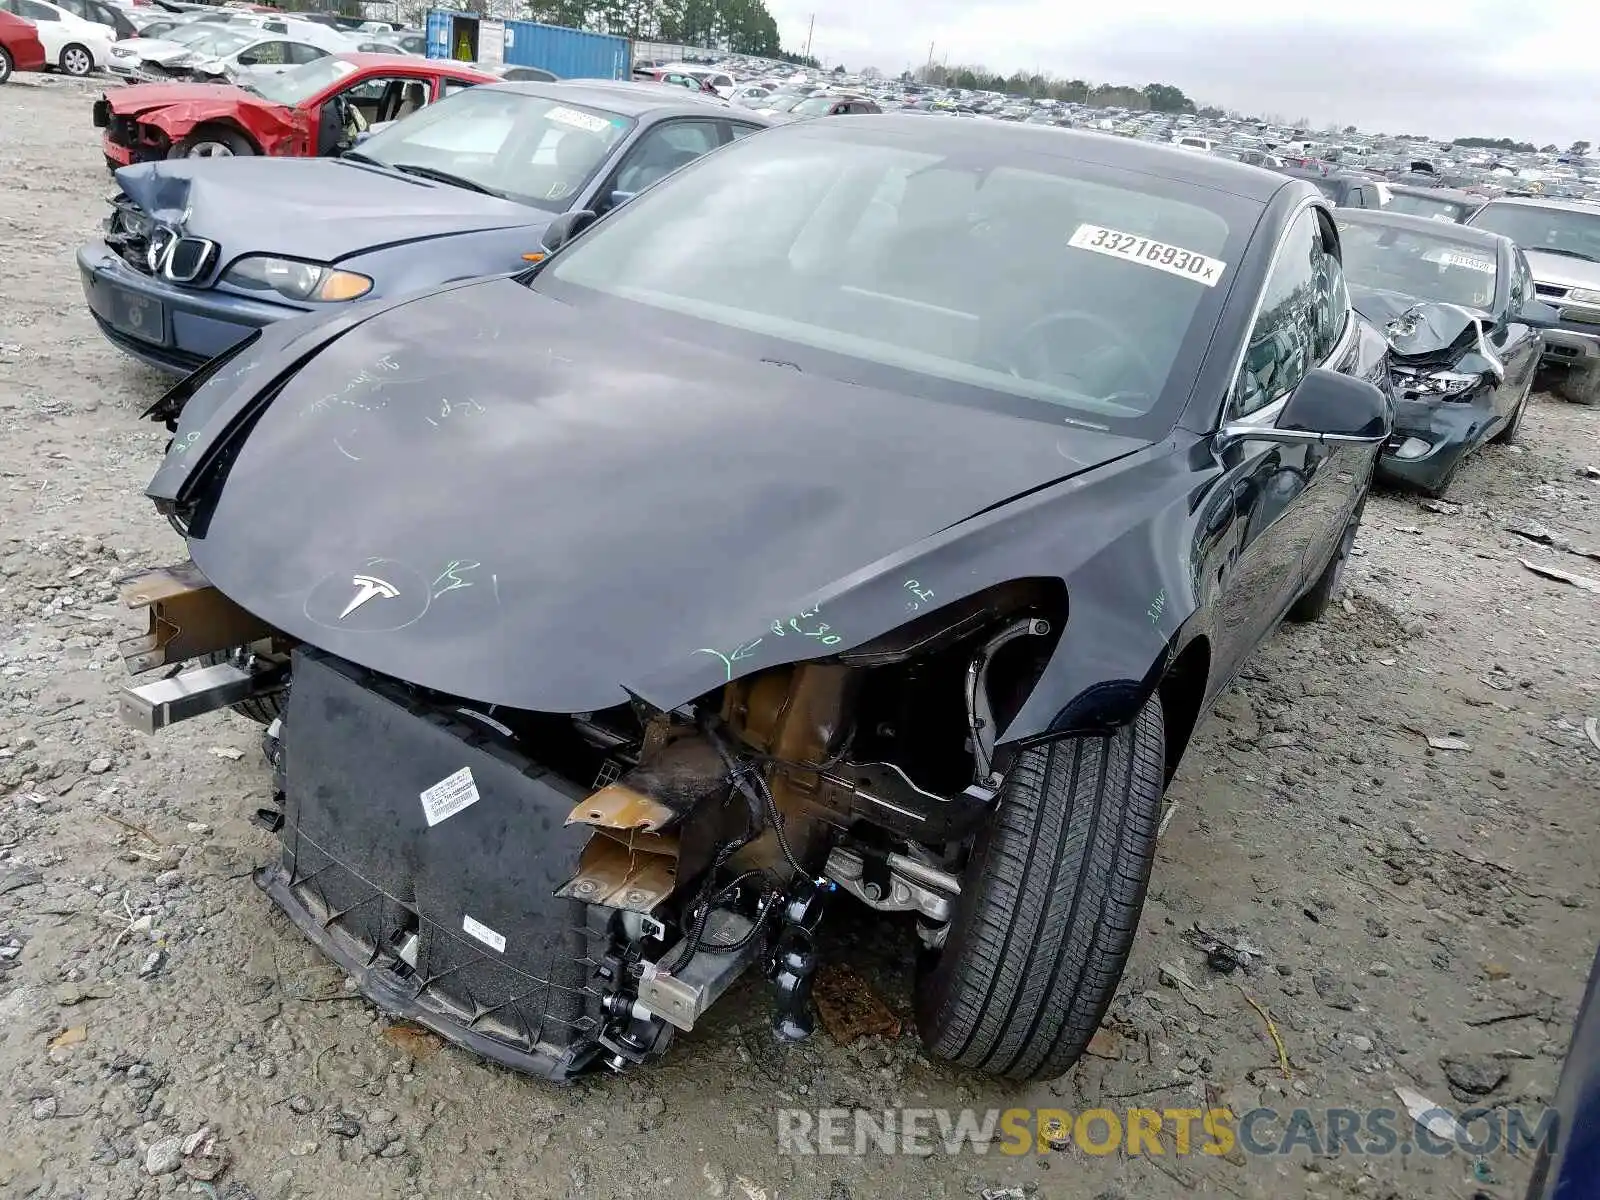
[62,86,1592,1084]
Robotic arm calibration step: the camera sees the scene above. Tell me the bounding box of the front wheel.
[169,127,255,158]
[59,44,93,77]
[1556,362,1600,406]
[1490,375,1534,444]
[0,46,15,84]
[914,696,1165,1080]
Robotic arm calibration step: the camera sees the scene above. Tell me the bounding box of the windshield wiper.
[338,150,386,167]
[389,163,503,197]
[1533,246,1599,263]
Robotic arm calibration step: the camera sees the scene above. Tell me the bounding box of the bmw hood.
[155,278,1151,713]
[114,158,547,264]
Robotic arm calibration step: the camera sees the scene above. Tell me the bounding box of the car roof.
[1474,195,1600,213]
[495,78,766,119]
[790,116,1295,202]
[1337,207,1508,248]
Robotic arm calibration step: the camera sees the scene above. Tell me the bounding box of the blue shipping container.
[424,11,629,80]
[503,20,629,80]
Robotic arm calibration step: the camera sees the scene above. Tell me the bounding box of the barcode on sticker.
[546,105,613,134]
[462,913,506,953]
[1068,223,1227,287]
[419,766,479,827]
[1428,249,1495,273]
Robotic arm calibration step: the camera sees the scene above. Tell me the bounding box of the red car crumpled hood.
[107,81,279,117]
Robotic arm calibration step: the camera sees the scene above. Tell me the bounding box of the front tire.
[915,696,1165,1080]
[1556,361,1600,406]
[0,46,15,84]
[169,127,255,158]
[1490,375,1534,444]
[59,44,93,77]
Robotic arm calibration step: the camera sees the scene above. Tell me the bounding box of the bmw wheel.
[59,44,93,77]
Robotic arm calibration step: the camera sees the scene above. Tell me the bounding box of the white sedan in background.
[0,0,112,75]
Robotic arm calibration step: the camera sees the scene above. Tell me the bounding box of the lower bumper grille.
[264,648,610,1079]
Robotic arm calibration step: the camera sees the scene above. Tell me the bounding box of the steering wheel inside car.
[1000,309,1163,408]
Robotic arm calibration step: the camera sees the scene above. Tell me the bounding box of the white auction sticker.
[1426,249,1495,273]
[419,766,480,827]
[546,105,613,134]
[1067,223,1228,287]
[461,913,506,954]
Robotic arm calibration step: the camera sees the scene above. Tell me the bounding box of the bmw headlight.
[1569,287,1600,305]
[222,256,373,303]
[1391,367,1481,399]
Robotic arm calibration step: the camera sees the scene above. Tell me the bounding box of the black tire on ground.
[914,695,1165,1081]
[59,43,93,76]
[1490,377,1533,444]
[1556,362,1600,406]
[169,127,256,158]
[0,47,14,84]
[1288,494,1366,622]
[200,650,285,724]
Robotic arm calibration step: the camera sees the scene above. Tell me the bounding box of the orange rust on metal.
[566,784,677,833]
[555,835,677,911]
[116,562,275,674]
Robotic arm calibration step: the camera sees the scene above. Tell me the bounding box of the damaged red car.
[94,52,495,167]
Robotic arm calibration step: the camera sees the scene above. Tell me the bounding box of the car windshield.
[1339,222,1499,310]
[1385,193,1468,222]
[762,94,803,112]
[352,88,632,210]
[250,55,357,105]
[541,125,1248,431]
[184,28,256,56]
[792,96,837,115]
[1470,202,1600,263]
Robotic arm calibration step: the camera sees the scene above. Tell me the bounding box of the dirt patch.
[1,81,1597,1200]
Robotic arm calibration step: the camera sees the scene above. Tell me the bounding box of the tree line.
[908,62,1195,112]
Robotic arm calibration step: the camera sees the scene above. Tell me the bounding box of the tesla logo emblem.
[339,574,399,620]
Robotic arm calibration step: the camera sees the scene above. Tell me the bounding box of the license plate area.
[104,287,166,345]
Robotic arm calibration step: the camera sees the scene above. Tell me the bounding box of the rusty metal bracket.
[117,561,275,674]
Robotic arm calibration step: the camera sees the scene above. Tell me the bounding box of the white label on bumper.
[419,765,479,827]
[1067,223,1228,287]
[461,913,506,954]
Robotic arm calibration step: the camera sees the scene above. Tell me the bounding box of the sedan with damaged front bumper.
[112,118,1392,1083]
[1338,208,1553,497]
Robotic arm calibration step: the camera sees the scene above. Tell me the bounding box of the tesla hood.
[115,159,546,265]
[165,278,1149,713]
[1351,286,1501,372]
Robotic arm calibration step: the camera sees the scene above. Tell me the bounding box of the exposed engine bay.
[117,563,1063,1079]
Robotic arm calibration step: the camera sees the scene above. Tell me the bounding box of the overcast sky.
[763,0,1596,147]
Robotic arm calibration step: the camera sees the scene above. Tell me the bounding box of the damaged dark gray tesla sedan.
[115,118,1392,1082]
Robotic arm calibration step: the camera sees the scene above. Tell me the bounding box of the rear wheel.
[0,47,14,85]
[914,696,1165,1080]
[170,127,255,159]
[59,44,93,77]
[1556,362,1600,406]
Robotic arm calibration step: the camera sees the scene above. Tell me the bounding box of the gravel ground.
[1,78,1598,1200]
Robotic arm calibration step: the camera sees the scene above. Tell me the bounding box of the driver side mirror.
[539,209,597,256]
[1519,298,1561,330]
[1216,368,1391,452]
